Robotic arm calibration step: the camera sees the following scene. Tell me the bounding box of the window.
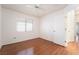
[16,20,33,32]
[26,22,32,31]
[17,22,25,32]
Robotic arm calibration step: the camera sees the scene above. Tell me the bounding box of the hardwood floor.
[66,41,79,55]
[0,38,79,55]
[0,49,1,55]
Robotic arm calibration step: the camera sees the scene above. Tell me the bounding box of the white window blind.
[17,22,25,32]
[16,19,33,32]
[26,22,32,31]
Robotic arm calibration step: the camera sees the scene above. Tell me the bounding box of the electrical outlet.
[13,37,16,39]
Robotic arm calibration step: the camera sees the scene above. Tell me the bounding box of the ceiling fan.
[34,4,40,8]
[26,4,41,9]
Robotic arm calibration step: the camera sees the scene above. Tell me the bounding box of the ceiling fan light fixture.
[25,4,40,9]
[34,4,40,8]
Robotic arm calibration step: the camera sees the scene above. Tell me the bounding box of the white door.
[65,10,75,45]
[53,14,65,46]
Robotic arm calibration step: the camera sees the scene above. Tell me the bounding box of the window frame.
[16,19,33,32]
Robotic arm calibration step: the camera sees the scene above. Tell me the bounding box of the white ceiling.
[2,4,67,17]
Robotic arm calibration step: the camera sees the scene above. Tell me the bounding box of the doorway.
[75,22,79,42]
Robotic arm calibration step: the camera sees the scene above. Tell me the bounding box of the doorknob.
[53,30,55,32]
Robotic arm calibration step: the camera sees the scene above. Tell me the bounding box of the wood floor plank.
[0,38,79,55]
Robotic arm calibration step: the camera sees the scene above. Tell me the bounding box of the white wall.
[2,8,40,45]
[40,5,78,46]
[0,5,2,48]
[40,10,66,46]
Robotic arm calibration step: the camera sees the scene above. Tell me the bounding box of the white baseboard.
[40,36,66,47]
